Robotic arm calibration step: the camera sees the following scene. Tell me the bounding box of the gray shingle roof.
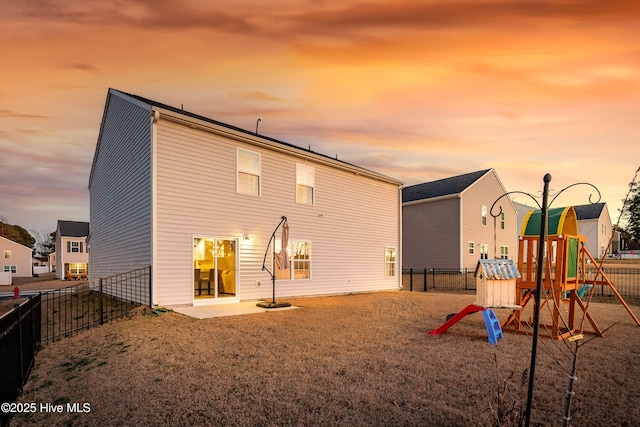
[403,169,491,203]
[573,203,605,220]
[58,220,89,237]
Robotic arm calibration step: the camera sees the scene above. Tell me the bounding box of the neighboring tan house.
[88,89,403,307]
[49,252,56,273]
[55,220,89,280]
[0,235,33,280]
[574,203,613,259]
[514,201,614,260]
[403,169,517,270]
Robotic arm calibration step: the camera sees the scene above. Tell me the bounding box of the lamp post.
[490,174,600,426]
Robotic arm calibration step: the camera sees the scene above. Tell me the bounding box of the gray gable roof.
[573,203,605,220]
[403,169,492,203]
[58,220,89,237]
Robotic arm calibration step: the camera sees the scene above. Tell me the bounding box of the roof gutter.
[402,193,459,207]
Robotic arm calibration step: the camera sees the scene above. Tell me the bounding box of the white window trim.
[3,250,10,259]
[481,205,487,226]
[3,265,17,273]
[296,163,315,205]
[236,147,261,196]
[275,239,311,280]
[480,244,488,260]
[500,245,509,259]
[468,241,475,255]
[385,247,397,277]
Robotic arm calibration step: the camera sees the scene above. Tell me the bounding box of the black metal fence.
[584,267,640,298]
[402,268,476,292]
[402,266,640,298]
[42,266,152,343]
[0,266,151,426]
[0,295,41,427]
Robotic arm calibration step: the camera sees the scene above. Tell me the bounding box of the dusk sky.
[2,0,639,234]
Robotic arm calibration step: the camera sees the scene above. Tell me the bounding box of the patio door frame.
[192,235,239,305]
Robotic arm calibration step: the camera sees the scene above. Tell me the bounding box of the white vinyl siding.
[153,118,401,305]
[88,92,153,290]
[461,170,518,269]
[0,237,32,278]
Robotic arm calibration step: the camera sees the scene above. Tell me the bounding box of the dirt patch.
[10,291,640,426]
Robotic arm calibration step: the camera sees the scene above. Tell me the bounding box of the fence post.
[431,268,435,289]
[423,268,427,292]
[148,265,153,308]
[409,268,413,291]
[16,303,25,387]
[99,278,104,326]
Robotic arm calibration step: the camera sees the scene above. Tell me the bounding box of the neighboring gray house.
[574,203,614,259]
[55,220,89,280]
[0,235,33,281]
[403,169,517,270]
[88,89,403,307]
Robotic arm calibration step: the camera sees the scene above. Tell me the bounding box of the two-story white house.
[55,220,89,280]
[88,89,403,307]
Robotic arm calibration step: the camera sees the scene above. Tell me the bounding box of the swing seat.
[564,284,593,300]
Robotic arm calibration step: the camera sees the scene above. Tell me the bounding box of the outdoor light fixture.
[243,234,250,241]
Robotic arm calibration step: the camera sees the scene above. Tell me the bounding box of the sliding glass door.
[193,238,237,300]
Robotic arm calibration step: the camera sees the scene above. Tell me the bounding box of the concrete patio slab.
[171,301,299,319]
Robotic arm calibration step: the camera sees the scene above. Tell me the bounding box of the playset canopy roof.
[520,206,578,237]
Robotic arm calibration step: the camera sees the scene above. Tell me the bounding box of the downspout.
[151,109,159,306]
[459,194,464,271]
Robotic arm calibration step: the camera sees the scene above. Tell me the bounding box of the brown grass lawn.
[10,291,640,427]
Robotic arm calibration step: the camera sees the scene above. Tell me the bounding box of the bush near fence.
[403,266,640,299]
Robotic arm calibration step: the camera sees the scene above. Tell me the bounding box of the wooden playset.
[502,206,640,340]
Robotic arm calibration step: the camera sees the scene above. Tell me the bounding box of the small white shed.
[474,259,520,307]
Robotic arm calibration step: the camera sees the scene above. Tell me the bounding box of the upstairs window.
[237,148,261,196]
[68,241,83,253]
[500,245,509,259]
[296,164,315,205]
[481,206,487,226]
[480,244,488,260]
[468,242,475,255]
[3,250,10,259]
[500,212,505,230]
